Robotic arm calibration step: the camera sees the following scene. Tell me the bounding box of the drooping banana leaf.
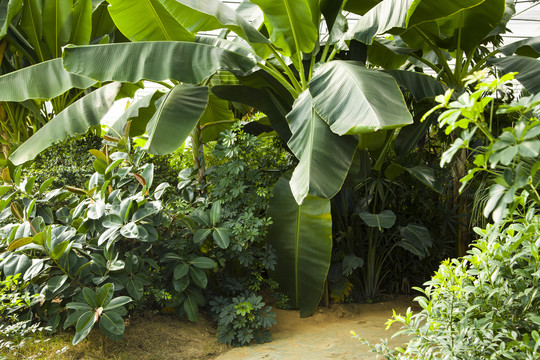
[160,0,268,45]
[0,0,23,40]
[406,0,484,27]
[90,1,115,40]
[367,39,413,69]
[107,0,194,42]
[346,0,411,45]
[499,36,540,58]
[42,0,73,58]
[319,0,344,32]
[489,56,540,94]
[343,0,382,16]
[287,91,358,204]
[309,61,413,135]
[10,82,122,165]
[249,0,318,57]
[107,90,164,138]
[0,58,96,101]
[267,175,332,318]
[62,42,257,84]
[144,85,209,155]
[211,84,292,141]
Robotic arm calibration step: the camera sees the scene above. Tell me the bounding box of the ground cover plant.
[357,74,540,359]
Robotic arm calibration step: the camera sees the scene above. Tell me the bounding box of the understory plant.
[356,73,540,358]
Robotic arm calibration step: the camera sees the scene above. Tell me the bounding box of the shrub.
[357,73,540,358]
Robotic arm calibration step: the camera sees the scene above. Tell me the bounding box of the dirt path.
[216,296,414,360]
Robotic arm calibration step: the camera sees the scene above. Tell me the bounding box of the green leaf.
[47,275,68,294]
[404,165,442,193]
[190,257,216,269]
[20,0,45,60]
[267,175,332,317]
[63,42,257,84]
[0,58,96,101]
[126,277,144,300]
[83,287,99,308]
[51,241,71,261]
[342,254,363,276]
[384,70,447,101]
[108,91,163,138]
[212,228,230,249]
[406,0,484,27]
[97,283,114,307]
[287,90,358,204]
[99,311,125,336]
[64,310,86,330]
[71,0,92,44]
[343,0,381,16]
[120,222,139,238]
[39,177,56,194]
[10,82,122,165]
[209,201,222,225]
[87,199,105,219]
[72,310,96,345]
[489,56,540,94]
[199,93,235,143]
[103,214,123,228]
[103,296,132,311]
[173,276,189,293]
[346,0,410,45]
[183,292,199,321]
[8,236,33,251]
[309,61,413,135]
[66,302,93,311]
[397,224,432,259]
[189,267,208,288]
[499,36,540,57]
[249,0,318,56]
[43,0,73,58]
[359,210,396,229]
[132,207,157,222]
[144,85,209,155]
[173,263,189,280]
[193,228,211,244]
[107,0,193,42]
[160,0,269,45]
[0,0,23,40]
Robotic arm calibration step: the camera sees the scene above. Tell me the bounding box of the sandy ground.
[216,296,415,360]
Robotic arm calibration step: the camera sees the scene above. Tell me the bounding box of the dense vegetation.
[0,0,539,358]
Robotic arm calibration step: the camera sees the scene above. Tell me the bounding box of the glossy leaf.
[107,0,194,42]
[250,0,318,56]
[189,267,207,288]
[406,0,483,27]
[343,0,382,16]
[99,311,125,336]
[213,228,230,249]
[287,91,358,204]
[499,36,540,58]
[174,263,189,279]
[384,70,447,100]
[20,0,45,60]
[63,42,257,84]
[309,61,413,135]
[73,310,96,345]
[0,59,96,101]
[144,85,209,155]
[10,83,122,165]
[267,175,332,317]
[190,257,216,269]
[103,296,132,311]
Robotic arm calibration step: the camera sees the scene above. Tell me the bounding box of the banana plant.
[5,0,539,316]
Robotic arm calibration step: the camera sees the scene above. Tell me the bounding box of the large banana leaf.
[499,36,540,58]
[0,0,22,40]
[384,70,447,100]
[211,84,292,141]
[367,39,412,69]
[347,0,411,45]
[70,0,92,45]
[0,58,96,101]
[107,0,194,42]
[43,0,73,58]
[144,85,209,155]
[10,83,122,165]
[160,0,268,45]
[249,0,318,56]
[343,0,382,16]
[20,0,45,60]
[90,1,115,40]
[319,0,343,32]
[406,0,484,27]
[62,42,257,84]
[489,56,540,94]
[309,61,413,135]
[198,93,235,143]
[267,175,332,318]
[287,91,358,204]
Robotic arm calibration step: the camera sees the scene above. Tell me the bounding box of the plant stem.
[269,46,302,92]
[257,61,299,97]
